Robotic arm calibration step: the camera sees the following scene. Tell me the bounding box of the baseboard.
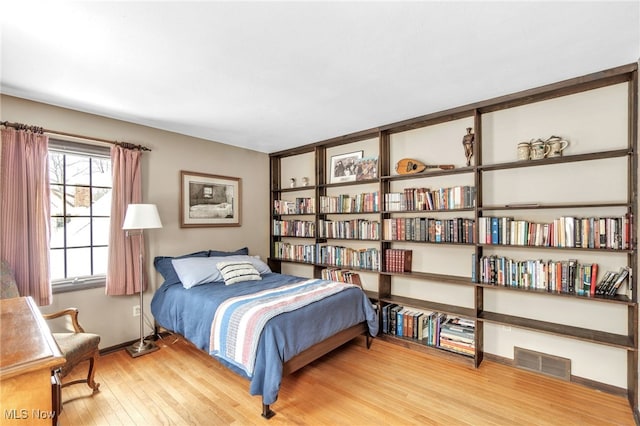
[100,339,139,355]
[483,352,627,398]
[99,332,169,356]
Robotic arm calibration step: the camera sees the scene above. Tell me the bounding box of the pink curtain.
[0,128,51,306]
[105,145,142,296]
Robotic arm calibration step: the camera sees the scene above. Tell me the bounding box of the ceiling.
[1,2,638,154]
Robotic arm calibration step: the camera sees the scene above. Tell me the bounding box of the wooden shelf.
[318,178,379,188]
[272,213,316,217]
[480,202,631,211]
[479,282,634,305]
[379,294,476,318]
[383,207,476,213]
[479,149,630,172]
[363,289,378,300]
[478,311,635,350]
[272,235,316,239]
[382,240,474,247]
[269,62,638,410]
[477,243,633,253]
[319,237,380,242]
[379,270,471,286]
[318,211,380,215]
[272,186,316,193]
[380,166,475,181]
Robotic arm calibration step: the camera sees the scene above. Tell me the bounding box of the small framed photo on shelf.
[355,156,378,181]
[180,170,241,228]
[330,151,363,183]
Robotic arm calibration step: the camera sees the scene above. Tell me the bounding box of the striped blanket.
[210,279,357,376]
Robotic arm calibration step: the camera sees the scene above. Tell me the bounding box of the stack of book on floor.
[381,304,475,357]
[438,316,476,356]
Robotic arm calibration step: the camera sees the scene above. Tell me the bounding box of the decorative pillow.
[171,257,222,289]
[208,255,272,275]
[153,251,208,287]
[171,255,272,289]
[217,261,262,285]
[208,247,249,257]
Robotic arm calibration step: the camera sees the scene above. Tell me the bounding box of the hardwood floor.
[58,335,636,425]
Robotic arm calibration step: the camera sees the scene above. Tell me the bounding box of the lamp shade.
[122,204,163,230]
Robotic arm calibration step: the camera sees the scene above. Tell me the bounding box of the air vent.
[514,347,571,381]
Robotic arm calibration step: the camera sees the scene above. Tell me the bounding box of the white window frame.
[48,139,111,293]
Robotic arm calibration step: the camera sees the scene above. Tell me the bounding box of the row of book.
[272,219,315,237]
[273,241,316,263]
[473,254,631,297]
[320,268,363,287]
[382,304,476,357]
[273,198,315,215]
[319,192,380,213]
[318,219,380,240]
[384,249,413,273]
[273,242,381,271]
[384,185,476,212]
[478,214,632,250]
[316,245,380,270]
[383,217,476,244]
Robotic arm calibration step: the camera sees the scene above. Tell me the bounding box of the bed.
[150,249,379,418]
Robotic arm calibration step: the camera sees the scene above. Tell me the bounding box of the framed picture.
[355,156,379,181]
[180,171,241,227]
[330,151,363,183]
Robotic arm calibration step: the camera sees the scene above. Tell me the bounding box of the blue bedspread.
[150,272,378,405]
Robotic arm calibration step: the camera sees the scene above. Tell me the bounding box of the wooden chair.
[0,260,101,394]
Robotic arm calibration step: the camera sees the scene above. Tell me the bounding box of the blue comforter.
[151,272,378,405]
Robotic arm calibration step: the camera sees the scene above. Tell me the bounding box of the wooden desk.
[0,297,65,425]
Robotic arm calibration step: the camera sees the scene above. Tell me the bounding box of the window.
[49,139,112,289]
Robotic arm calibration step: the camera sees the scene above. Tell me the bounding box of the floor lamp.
[122,203,163,358]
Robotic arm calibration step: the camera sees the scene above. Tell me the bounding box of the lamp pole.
[122,204,162,358]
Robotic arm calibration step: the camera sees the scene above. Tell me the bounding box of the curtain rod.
[0,120,152,151]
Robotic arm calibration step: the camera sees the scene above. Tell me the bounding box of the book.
[389,305,402,335]
[384,249,413,272]
[396,308,406,337]
[596,271,617,295]
[590,263,598,297]
[607,267,630,296]
[567,259,577,294]
[381,304,394,334]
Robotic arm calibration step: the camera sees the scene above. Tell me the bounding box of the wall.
[0,94,270,348]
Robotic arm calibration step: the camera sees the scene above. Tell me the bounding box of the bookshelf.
[268,63,638,410]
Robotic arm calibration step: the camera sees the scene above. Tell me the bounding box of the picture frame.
[329,151,363,183]
[355,156,379,181]
[180,170,241,227]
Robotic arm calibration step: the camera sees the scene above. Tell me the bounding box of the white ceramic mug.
[530,139,550,160]
[517,142,531,161]
[546,137,569,157]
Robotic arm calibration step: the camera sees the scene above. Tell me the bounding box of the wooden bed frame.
[155,321,373,419]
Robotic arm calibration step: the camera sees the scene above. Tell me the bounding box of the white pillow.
[171,255,271,289]
[217,261,262,285]
[208,255,272,275]
[171,257,221,289]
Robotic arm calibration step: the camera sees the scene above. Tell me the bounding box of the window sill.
[52,278,105,294]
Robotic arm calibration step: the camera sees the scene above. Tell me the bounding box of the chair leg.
[86,352,100,393]
[61,351,100,394]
